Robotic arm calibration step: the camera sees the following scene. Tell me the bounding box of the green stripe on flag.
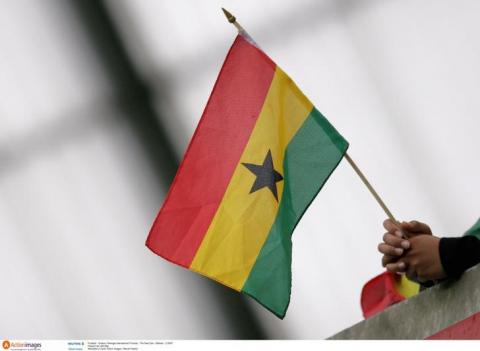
[465,218,480,239]
[241,108,349,318]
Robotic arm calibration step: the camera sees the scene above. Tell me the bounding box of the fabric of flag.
[361,272,419,318]
[464,218,480,239]
[146,34,349,318]
[361,218,480,319]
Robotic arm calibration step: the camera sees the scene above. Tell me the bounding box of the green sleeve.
[464,218,480,239]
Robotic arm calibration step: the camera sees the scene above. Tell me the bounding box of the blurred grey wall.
[1,0,480,339]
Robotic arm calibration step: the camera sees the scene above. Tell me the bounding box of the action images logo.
[2,341,41,350]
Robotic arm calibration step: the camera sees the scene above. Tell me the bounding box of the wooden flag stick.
[222,8,244,32]
[222,7,252,39]
[344,152,397,222]
[222,8,259,49]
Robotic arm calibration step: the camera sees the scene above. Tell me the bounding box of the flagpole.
[344,153,396,222]
[221,8,397,223]
[222,8,258,46]
[222,8,245,33]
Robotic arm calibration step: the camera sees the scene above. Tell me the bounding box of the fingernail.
[395,230,403,237]
[401,241,410,249]
[398,262,406,269]
[395,248,403,255]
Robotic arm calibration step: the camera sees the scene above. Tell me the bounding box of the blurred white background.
[1,0,479,339]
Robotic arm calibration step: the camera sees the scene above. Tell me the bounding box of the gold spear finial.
[221,8,236,23]
[220,7,253,43]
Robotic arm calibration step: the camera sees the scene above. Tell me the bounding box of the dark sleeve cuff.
[439,236,480,278]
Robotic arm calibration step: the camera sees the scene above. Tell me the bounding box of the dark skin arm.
[378,219,446,282]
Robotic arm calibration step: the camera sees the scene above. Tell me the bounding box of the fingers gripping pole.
[344,152,397,223]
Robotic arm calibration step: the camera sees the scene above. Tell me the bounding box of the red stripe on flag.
[361,272,405,319]
[146,35,276,268]
[427,312,480,339]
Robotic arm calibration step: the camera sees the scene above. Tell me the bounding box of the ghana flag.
[361,272,420,318]
[146,34,348,318]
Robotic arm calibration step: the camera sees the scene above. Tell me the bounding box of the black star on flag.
[242,150,284,201]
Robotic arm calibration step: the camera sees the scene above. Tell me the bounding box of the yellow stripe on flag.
[394,274,420,298]
[190,67,313,290]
